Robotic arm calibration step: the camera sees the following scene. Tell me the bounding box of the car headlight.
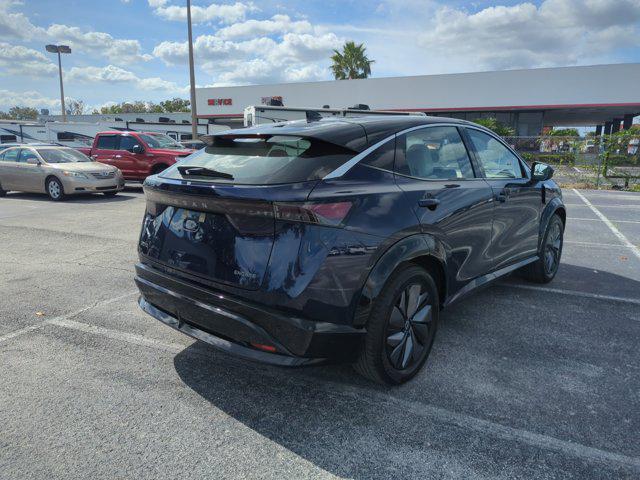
[62,171,88,179]
[114,168,123,176]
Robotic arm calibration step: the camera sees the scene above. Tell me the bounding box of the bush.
[521,153,575,166]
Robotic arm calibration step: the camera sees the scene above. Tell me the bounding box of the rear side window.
[160,135,355,185]
[19,149,39,163]
[396,126,475,180]
[1,148,19,162]
[96,135,118,150]
[362,138,395,171]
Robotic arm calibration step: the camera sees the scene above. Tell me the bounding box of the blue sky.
[1,0,639,113]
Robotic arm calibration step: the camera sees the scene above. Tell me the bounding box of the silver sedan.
[0,146,124,201]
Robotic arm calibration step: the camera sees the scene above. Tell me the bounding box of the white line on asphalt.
[573,189,640,261]
[564,240,635,248]
[0,291,139,345]
[501,283,640,306]
[17,314,640,471]
[568,217,640,224]
[562,203,640,208]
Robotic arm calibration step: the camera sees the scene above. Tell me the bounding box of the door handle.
[418,197,440,210]
[495,191,507,203]
[114,155,122,158]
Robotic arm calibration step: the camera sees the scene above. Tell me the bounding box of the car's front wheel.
[521,214,564,283]
[355,264,439,385]
[46,177,65,201]
[0,181,7,197]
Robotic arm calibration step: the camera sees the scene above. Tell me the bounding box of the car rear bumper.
[135,262,365,365]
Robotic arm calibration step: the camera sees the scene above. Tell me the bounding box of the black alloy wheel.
[543,219,562,276]
[355,265,439,385]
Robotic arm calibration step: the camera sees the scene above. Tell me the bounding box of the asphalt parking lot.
[1,187,639,480]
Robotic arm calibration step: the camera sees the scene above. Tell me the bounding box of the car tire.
[0,182,7,197]
[151,164,169,175]
[46,177,65,201]
[103,191,118,197]
[521,214,564,283]
[354,264,439,385]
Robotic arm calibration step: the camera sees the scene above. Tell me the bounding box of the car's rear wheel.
[354,264,439,385]
[0,181,7,197]
[46,177,65,201]
[521,214,564,283]
[103,191,118,197]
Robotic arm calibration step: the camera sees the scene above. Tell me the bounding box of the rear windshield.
[159,135,355,185]
[37,148,91,163]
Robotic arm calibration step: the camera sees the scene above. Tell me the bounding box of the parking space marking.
[573,189,640,261]
[568,217,640,225]
[11,314,640,472]
[500,283,640,306]
[0,290,138,345]
[563,203,639,208]
[565,240,636,248]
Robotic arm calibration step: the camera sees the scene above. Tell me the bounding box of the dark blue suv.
[135,116,565,384]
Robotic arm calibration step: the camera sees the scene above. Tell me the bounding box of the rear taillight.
[274,201,352,226]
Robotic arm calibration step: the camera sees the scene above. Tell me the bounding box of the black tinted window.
[96,135,118,150]
[396,127,475,180]
[362,138,395,171]
[161,135,355,185]
[119,136,140,152]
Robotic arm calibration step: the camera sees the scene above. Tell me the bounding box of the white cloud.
[417,0,640,71]
[0,0,45,40]
[0,42,58,76]
[65,64,188,93]
[149,1,257,24]
[216,14,313,40]
[0,89,59,112]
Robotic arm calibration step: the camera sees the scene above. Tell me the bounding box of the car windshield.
[138,134,183,149]
[37,148,91,163]
[160,135,355,185]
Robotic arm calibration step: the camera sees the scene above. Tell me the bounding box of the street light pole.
[186,0,198,141]
[56,51,66,122]
[46,45,71,122]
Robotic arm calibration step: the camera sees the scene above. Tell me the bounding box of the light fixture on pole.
[186,0,198,141]
[45,44,72,122]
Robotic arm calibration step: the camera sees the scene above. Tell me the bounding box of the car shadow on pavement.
[172,262,640,478]
[3,191,140,204]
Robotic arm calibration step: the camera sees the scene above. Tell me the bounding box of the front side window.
[96,135,118,150]
[119,136,141,152]
[466,129,524,179]
[19,149,39,163]
[160,135,355,185]
[37,148,91,163]
[396,126,475,180]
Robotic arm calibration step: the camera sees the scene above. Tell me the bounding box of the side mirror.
[26,157,40,165]
[131,144,144,154]
[531,162,554,182]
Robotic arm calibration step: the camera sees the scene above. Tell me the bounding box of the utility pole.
[45,45,72,122]
[187,0,198,141]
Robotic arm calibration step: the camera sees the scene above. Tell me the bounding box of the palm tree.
[330,41,374,80]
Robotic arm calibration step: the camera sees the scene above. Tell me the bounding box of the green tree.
[548,128,579,137]
[159,98,190,112]
[7,106,38,120]
[472,117,515,137]
[330,41,374,80]
[67,99,85,115]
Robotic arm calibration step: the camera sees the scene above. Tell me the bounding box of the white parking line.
[573,189,640,261]
[563,203,640,208]
[0,291,139,345]
[564,240,636,248]
[568,217,640,225]
[502,284,640,306]
[8,313,640,471]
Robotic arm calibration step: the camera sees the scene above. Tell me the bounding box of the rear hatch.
[139,133,356,290]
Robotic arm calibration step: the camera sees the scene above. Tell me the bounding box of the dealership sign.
[207,98,232,106]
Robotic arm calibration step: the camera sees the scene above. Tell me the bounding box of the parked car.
[134,116,565,384]
[0,145,124,200]
[78,131,194,181]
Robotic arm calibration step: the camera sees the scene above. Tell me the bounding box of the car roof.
[210,115,475,152]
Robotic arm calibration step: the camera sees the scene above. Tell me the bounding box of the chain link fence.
[504,134,640,190]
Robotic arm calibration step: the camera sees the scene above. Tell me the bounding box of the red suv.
[79,131,195,181]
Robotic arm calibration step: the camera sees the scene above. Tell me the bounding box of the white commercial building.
[195,63,640,136]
